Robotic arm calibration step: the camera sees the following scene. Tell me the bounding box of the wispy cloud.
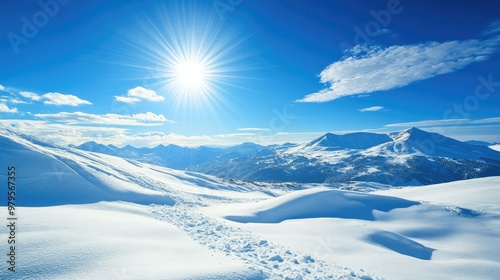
[385,117,500,128]
[9,98,28,104]
[298,36,500,103]
[481,19,500,36]
[0,103,17,113]
[373,28,392,36]
[0,84,6,92]
[19,91,42,101]
[34,111,174,126]
[470,117,500,124]
[115,86,164,103]
[358,106,384,112]
[16,90,90,106]
[237,128,271,131]
[42,92,92,106]
[0,118,325,147]
[115,96,141,104]
[385,118,470,127]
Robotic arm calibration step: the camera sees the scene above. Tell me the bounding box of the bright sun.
[174,61,208,90]
[130,3,247,111]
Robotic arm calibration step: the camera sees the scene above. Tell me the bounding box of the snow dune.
[208,177,500,280]
[222,188,419,223]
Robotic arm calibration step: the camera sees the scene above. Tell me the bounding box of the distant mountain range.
[77,127,500,186]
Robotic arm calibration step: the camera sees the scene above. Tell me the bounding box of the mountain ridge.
[73,127,500,186]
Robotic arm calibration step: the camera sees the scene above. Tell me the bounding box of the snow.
[490,144,500,152]
[1,128,500,279]
[2,202,254,279]
[374,176,500,216]
[210,188,419,223]
[206,178,500,279]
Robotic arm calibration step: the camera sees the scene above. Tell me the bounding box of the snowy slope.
[206,177,500,280]
[0,129,271,206]
[0,129,375,279]
[301,132,391,150]
[2,129,499,279]
[1,202,255,280]
[490,144,500,152]
[376,127,499,159]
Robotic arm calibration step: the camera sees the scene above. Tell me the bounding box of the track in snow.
[150,203,376,280]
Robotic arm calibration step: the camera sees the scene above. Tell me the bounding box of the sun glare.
[173,61,208,92]
[123,2,249,114]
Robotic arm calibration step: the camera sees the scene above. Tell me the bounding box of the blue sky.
[1,0,499,146]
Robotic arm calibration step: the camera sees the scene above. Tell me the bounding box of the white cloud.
[358,106,384,112]
[115,86,164,103]
[19,91,42,101]
[385,119,467,128]
[0,84,6,91]
[237,128,271,131]
[132,112,170,122]
[17,91,90,106]
[0,120,129,146]
[482,19,500,36]
[298,37,500,103]
[383,118,500,128]
[9,98,29,104]
[42,92,92,106]
[114,96,141,104]
[470,117,500,124]
[34,111,173,126]
[0,103,17,113]
[373,28,392,36]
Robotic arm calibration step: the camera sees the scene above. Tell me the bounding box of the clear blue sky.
[1,0,499,146]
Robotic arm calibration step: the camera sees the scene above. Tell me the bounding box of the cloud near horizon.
[34,111,173,126]
[298,36,500,103]
[16,91,91,106]
[237,127,271,131]
[385,116,500,128]
[0,103,18,113]
[115,86,165,103]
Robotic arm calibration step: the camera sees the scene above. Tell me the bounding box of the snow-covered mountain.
[381,127,497,159]
[302,132,391,150]
[0,129,273,207]
[78,127,500,186]
[2,128,500,279]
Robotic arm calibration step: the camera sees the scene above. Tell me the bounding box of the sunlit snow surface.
[1,129,499,279]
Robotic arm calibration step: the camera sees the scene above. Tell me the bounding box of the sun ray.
[110,1,259,135]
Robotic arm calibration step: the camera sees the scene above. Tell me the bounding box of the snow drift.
[224,188,419,223]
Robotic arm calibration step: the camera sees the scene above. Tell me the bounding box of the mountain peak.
[306,132,391,150]
[406,126,424,133]
[385,128,500,159]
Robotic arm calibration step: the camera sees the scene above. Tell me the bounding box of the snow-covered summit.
[303,132,391,150]
[380,127,500,159]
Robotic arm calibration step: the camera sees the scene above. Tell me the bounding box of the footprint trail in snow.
[150,203,376,280]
